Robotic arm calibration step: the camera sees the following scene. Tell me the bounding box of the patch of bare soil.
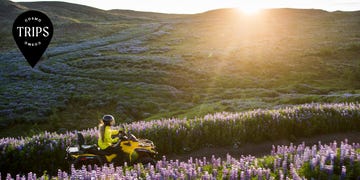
[167,131,360,161]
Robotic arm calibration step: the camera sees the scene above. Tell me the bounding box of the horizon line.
[12,0,360,14]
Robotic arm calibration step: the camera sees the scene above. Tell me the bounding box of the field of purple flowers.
[0,102,359,177]
[2,139,360,179]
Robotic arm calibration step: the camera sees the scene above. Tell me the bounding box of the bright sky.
[13,0,360,14]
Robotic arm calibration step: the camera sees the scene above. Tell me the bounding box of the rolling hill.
[0,0,27,20]
[0,0,179,51]
[0,0,360,137]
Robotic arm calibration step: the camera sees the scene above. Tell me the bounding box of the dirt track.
[167,131,360,161]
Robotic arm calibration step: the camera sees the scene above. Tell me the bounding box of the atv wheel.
[73,157,102,169]
[138,157,156,166]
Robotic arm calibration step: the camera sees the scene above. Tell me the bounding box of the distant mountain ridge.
[2,0,359,24]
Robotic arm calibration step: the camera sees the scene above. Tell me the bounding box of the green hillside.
[0,0,359,137]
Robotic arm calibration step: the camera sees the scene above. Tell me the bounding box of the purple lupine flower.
[279,170,284,180]
[340,165,346,180]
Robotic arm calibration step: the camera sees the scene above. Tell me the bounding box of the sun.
[237,5,263,15]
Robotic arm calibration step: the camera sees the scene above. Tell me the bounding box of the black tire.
[138,157,156,166]
[73,157,102,169]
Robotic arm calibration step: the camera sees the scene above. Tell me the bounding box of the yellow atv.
[66,130,157,168]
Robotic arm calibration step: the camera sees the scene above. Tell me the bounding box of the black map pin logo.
[12,10,53,68]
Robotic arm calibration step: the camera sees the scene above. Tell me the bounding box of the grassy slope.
[142,8,360,119]
[0,1,360,137]
[0,0,150,51]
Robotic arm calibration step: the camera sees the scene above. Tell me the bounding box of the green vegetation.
[1,103,359,175]
[0,1,360,137]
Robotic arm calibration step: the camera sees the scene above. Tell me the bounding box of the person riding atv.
[97,115,124,162]
[98,115,122,150]
[66,115,157,168]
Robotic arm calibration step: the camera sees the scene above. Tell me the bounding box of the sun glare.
[237,5,263,15]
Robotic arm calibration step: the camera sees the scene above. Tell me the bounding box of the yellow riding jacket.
[98,126,119,150]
